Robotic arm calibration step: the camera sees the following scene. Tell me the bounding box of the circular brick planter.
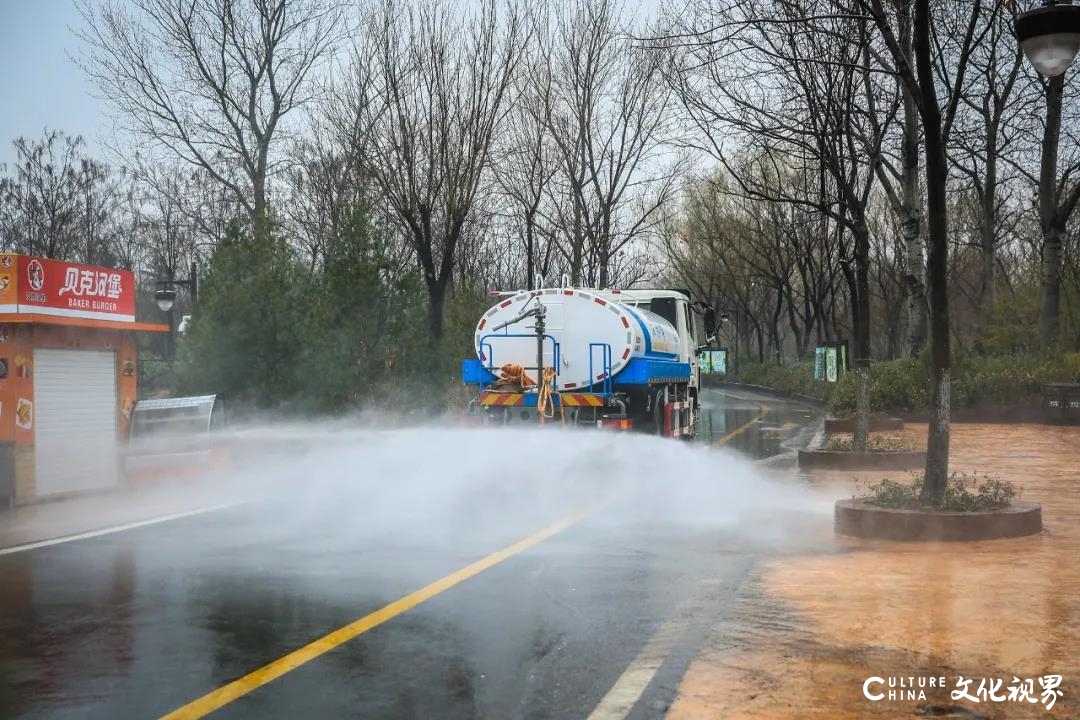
[798,448,926,471]
[835,499,1043,541]
[823,417,905,433]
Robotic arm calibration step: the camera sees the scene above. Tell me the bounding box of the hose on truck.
[536,367,557,422]
[496,363,535,390]
[498,363,564,425]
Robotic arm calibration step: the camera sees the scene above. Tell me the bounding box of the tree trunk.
[1039,75,1065,351]
[854,361,870,446]
[980,143,998,319]
[1041,225,1063,349]
[571,226,584,286]
[899,0,927,357]
[915,0,951,506]
[903,207,928,356]
[853,221,872,451]
[427,281,446,342]
[771,288,784,362]
[598,246,610,288]
[526,216,535,289]
[252,161,268,232]
[788,288,807,359]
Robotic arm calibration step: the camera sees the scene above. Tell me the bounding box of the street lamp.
[1015,1,1080,77]
[155,261,199,359]
[154,288,177,313]
[718,310,738,376]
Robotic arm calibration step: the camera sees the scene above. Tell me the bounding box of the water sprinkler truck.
[461,280,717,436]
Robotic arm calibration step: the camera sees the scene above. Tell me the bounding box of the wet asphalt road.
[0,389,822,720]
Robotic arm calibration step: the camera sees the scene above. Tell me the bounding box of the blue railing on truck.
[469,333,562,391]
[588,343,613,394]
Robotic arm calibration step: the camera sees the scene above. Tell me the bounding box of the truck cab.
[596,288,712,405]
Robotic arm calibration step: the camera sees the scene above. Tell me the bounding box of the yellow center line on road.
[711,398,769,448]
[162,400,769,719]
[159,507,595,720]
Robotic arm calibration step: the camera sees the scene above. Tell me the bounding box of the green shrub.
[856,472,1019,511]
[858,477,920,508]
[1067,352,1080,379]
[177,212,484,418]
[827,351,1080,415]
[729,361,834,403]
[824,434,912,452]
[974,291,1040,355]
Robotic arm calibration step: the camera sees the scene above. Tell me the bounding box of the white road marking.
[0,502,245,556]
[586,608,689,720]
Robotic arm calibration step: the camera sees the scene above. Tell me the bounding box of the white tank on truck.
[475,288,680,390]
[463,284,718,436]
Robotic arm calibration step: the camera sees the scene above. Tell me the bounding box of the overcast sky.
[0,0,667,169]
[0,0,108,167]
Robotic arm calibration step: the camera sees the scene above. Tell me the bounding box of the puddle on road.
[697,395,818,460]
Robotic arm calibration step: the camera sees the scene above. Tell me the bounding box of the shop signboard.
[699,348,728,375]
[710,349,727,374]
[0,254,136,322]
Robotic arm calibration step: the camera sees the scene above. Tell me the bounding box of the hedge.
[728,351,1080,416]
[725,361,834,403]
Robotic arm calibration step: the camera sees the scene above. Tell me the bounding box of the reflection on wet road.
[697,388,819,459]
[0,390,824,720]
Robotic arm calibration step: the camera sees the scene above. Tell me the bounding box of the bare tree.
[74,156,129,266]
[492,59,558,289]
[539,0,678,288]
[0,130,122,263]
[285,131,382,273]
[77,0,345,228]
[945,0,1025,322]
[342,0,527,341]
[872,0,927,356]
[129,160,243,266]
[659,0,898,448]
[858,0,989,503]
[1025,72,1080,349]
[667,167,848,364]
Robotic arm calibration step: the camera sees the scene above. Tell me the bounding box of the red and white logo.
[26,260,44,291]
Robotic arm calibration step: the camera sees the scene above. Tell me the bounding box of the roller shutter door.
[33,348,119,496]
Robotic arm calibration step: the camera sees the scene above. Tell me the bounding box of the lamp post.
[155,261,199,360]
[1015,0,1080,77]
[719,310,736,376]
[1015,1,1080,349]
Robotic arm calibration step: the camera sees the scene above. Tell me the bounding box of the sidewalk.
[669,422,1080,718]
[0,479,249,551]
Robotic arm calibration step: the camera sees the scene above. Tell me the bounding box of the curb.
[798,448,927,471]
[835,499,1043,541]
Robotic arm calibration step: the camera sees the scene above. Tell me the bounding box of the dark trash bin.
[1067,385,1080,423]
[1043,383,1080,424]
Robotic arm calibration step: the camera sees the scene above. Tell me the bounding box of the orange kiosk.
[0,254,168,506]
